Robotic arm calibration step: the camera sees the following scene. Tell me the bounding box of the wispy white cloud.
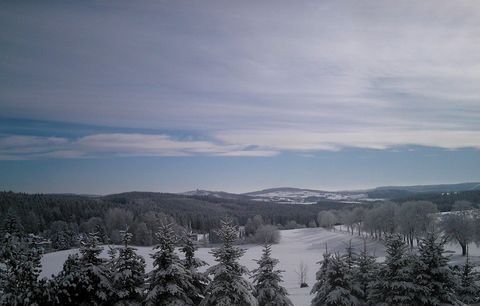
[215,129,480,151]
[0,134,278,160]
[1,127,479,161]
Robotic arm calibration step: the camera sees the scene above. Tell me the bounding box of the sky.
[1,0,480,194]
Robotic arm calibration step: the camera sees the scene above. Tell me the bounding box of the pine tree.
[455,254,480,304]
[369,234,418,306]
[53,253,83,304]
[112,229,146,305]
[251,244,293,306]
[181,235,209,304]
[0,210,24,237]
[0,232,48,306]
[201,218,258,306]
[352,240,378,304]
[311,252,360,306]
[310,250,330,303]
[145,223,196,306]
[414,232,461,305]
[54,232,114,305]
[343,241,356,272]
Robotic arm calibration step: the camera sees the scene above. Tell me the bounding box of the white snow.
[248,190,372,204]
[40,227,480,306]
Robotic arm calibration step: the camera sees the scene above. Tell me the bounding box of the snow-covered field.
[249,190,369,204]
[40,227,480,306]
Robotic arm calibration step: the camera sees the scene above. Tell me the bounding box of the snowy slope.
[244,187,370,204]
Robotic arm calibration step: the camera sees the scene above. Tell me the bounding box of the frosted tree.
[181,235,209,304]
[369,234,418,306]
[352,240,378,304]
[251,244,293,306]
[441,211,474,256]
[112,229,146,305]
[455,253,480,304]
[310,250,331,303]
[343,241,356,271]
[201,218,258,306]
[145,223,196,306]
[0,231,51,306]
[311,251,360,306]
[77,231,114,302]
[414,232,461,305]
[54,232,114,305]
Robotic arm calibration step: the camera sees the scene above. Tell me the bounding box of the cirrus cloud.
[1,127,480,161]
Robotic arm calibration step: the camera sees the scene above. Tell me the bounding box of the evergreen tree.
[145,223,196,306]
[343,241,356,272]
[201,218,258,306]
[181,235,209,304]
[0,210,24,237]
[48,221,75,250]
[54,232,114,305]
[369,234,418,306]
[311,252,360,306]
[251,244,293,306]
[112,229,146,305]
[455,254,480,304]
[414,232,461,305]
[353,240,378,304]
[310,250,331,302]
[0,232,49,306]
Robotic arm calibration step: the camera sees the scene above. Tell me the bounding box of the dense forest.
[1,190,479,250]
[0,191,349,247]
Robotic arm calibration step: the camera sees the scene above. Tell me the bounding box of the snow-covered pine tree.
[53,253,83,304]
[352,240,378,304]
[343,240,356,272]
[145,223,196,306]
[310,250,331,304]
[78,231,115,303]
[181,235,209,304]
[251,244,293,306]
[455,253,480,304]
[0,231,49,306]
[54,232,114,305]
[368,234,418,306]
[311,252,360,306]
[112,229,146,305]
[201,218,258,306]
[414,231,461,305]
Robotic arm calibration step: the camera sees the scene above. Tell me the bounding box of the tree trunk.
[460,242,467,256]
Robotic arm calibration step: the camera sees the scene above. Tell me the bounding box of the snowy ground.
[40,227,480,306]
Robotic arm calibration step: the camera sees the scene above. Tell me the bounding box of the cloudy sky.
[1,0,480,194]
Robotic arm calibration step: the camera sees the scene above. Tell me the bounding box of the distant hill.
[177,183,480,205]
[181,189,249,201]
[372,182,480,193]
[243,187,368,204]
[244,187,329,196]
[367,182,480,199]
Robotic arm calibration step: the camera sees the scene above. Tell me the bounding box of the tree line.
[317,200,480,256]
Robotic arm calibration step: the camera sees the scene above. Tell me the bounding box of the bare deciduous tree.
[295,260,308,288]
